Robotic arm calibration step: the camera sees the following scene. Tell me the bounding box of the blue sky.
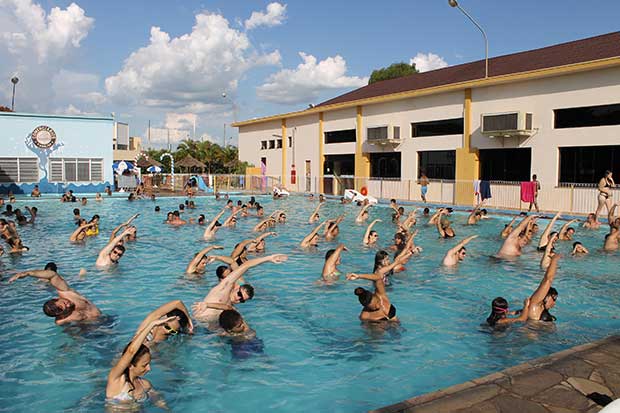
[1,0,619,148]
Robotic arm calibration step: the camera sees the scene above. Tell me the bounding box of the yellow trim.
[463,88,472,150]
[233,56,620,127]
[354,106,370,191]
[454,88,479,205]
[318,112,324,193]
[281,119,287,186]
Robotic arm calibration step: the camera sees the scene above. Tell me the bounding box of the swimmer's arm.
[231,239,255,258]
[187,246,224,273]
[110,317,176,382]
[300,221,326,247]
[134,300,193,336]
[507,216,532,242]
[99,227,131,258]
[608,204,618,225]
[530,255,560,305]
[220,254,288,290]
[70,222,95,242]
[109,223,127,241]
[253,232,276,244]
[203,302,234,311]
[496,299,530,325]
[538,212,561,246]
[559,219,578,237]
[435,215,446,238]
[363,220,381,244]
[9,270,70,291]
[209,255,234,266]
[325,244,347,268]
[448,235,478,256]
[207,209,227,231]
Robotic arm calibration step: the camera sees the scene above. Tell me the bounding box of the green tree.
[369,62,418,84]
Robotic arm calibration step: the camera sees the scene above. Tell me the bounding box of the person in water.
[300,221,327,248]
[106,316,175,407]
[363,219,381,246]
[133,300,194,346]
[321,243,347,281]
[436,209,455,238]
[526,254,561,322]
[96,227,134,267]
[486,297,531,328]
[185,245,224,274]
[497,215,536,257]
[9,262,101,325]
[571,241,589,255]
[442,235,478,266]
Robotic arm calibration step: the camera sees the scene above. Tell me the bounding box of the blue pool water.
[1,195,619,412]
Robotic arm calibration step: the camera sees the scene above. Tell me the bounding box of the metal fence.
[148,173,617,215]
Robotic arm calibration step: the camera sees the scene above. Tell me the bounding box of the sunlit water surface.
[1,195,619,412]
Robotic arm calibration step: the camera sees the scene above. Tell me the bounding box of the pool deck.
[373,335,620,413]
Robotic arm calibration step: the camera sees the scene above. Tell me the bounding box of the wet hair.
[155,206,160,212]
[179,204,185,210]
[240,284,255,300]
[5,205,12,212]
[113,244,126,253]
[73,208,80,215]
[446,208,453,213]
[546,287,558,300]
[44,262,58,272]
[354,287,373,307]
[481,209,487,215]
[519,212,527,216]
[257,205,263,211]
[567,227,575,233]
[42,298,74,319]
[226,200,233,205]
[394,232,406,245]
[184,200,189,206]
[398,207,405,214]
[487,297,508,326]
[390,199,396,203]
[173,211,180,217]
[219,309,243,332]
[549,231,558,240]
[325,249,336,260]
[373,250,390,272]
[166,309,189,331]
[121,343,150,388]
[198,214,205,224]
[605,170,612,176]
[572,241,582,248]
[216,265,229,280]
[423,207,430,214]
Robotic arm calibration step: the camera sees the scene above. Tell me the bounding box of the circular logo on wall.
[31,125,57,149]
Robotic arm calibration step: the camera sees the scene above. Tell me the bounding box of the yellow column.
[455,88,480,205]
[354,105,370,190]
[318,112,324,193]
[281,119,287,187]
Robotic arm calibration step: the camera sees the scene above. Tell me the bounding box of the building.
[0,112,114,194]
[234,32,620,207]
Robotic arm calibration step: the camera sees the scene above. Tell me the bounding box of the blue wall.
[0,112,114,194]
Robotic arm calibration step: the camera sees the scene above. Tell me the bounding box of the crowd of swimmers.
[1,169,618,407]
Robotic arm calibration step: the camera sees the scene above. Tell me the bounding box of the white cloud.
[55,103,99,116]
[410,52,448,73]
[256,52,368,104]
[244,2,287,30]
[1,0,93,62]
[165,112,197,130]
[105,12,281,110]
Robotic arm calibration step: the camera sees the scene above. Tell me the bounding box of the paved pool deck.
[373,335,620,413]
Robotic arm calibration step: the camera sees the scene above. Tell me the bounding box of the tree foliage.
[369,62,418,84]
[144,140,251,175]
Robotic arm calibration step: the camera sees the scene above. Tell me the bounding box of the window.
[412,118,463,137]
[370,152,401,178]
[261,141,267,150]
[268,140,275,149]
[559,145,620,184]
[418,150,455,179]
[277,139,282,149]
[0,157,39,183]
[288,137,292,147]
[367,126,388,140]
[479,149,531,181]
[323,154,355,175]
[324,129,356,144]
[49,158,104,182]
[554,103,620,129]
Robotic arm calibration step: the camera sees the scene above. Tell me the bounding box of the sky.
[1,0,619,149]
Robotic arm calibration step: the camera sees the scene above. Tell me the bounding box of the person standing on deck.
[529,174,541,213]
[418,172,430,203]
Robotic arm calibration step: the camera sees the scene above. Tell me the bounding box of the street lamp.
[221,91,238,148]
[448,0,488,79]
[11,76,19,111]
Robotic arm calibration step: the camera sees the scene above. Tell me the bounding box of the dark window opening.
[559,145,620,184]
[418,150,455,180]
[555,103,620,129]
[479,148,531,181]
[260,141,267,150]
[412,118,463,138]
[370,152,401,178]
[268,140,275,149]
[277,139,282,149]
[323,154,355,176]
[325,129,356,144]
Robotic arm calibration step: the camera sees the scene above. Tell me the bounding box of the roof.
[176,155,206,169]
[318,31,620,107]
[233,31,620,127]
[136,156,163,168]
[0,111,113,122]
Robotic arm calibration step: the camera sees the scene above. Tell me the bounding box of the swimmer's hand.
[211,245,224,250]
[346,273,359,280]
[268,254,288,264]
[8,272,26,283]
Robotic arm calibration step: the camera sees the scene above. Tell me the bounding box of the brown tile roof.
[318,31,620,107]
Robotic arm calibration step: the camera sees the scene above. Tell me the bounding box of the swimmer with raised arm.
[325,214,345,241]
[526,254,561,322]
[109,213,139,241]
[540,232,558,270]
[106,316,176,406]
[501,216,518,238]
[308,202,323,224]
[363,219,381,246]
[96,227,133,267]
[192,254,288,324]
[537,211,561,250]
[401,209,418,229]
[300,221,327,248]
[203,208,226,240]
[467,203,487,225]
[442,235,478,266]
[322,243,347,281]
[223,208,241,228]
[186,245,224,274]
[355,204,371,224]
[70,220,97,242]
[9,263,101,324]
[603,204,620,251]
[558,219,579,241]
[583,213,601,229]
[497,215,535,257]
[436,209,455,238]
[571,242,589,255]
[133,300,194,346]
[246,232,276,253]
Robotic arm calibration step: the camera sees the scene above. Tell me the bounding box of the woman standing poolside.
[595,170,615,222]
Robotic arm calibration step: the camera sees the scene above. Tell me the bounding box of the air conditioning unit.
[481,111,533,138]
[366,125,401,145]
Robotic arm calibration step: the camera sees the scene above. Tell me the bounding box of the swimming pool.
[1,195,619,412]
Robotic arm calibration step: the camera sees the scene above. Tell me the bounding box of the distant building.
[234,32,620,205]
[0,112,114,194]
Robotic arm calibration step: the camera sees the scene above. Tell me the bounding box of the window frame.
[411,117,464,138]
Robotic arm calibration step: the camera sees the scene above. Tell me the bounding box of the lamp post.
[221,91,237,148]
[11,76,19,111]
[448,0,488,79]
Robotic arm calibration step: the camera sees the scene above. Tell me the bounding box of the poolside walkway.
[373,335,620,413]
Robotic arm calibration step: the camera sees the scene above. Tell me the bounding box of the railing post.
[408,179,411,201]
[570,184,574,213]
[380,179,383,200]
[440,179,444,203]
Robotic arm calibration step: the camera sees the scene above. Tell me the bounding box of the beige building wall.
[323,107,357,156]
[286,114,320,192]
[238,119,282,178]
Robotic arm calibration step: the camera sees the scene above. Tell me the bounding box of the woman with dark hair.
[486,297,530,327]
[133,300,194,346]
[436,209,455,238]
[527,254,561,321]
[595,170,615,223]
[346,251,411,322]
[106,316,176,405]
